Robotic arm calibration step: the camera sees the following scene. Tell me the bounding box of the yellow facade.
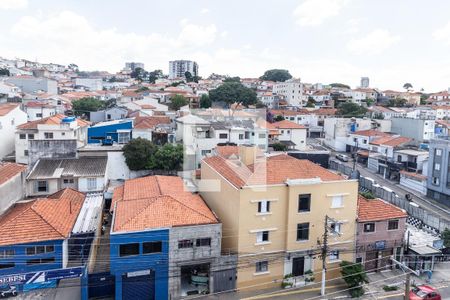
[200,159,359,290]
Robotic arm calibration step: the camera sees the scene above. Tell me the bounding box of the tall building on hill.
[169,60,198,79]
[360,77,370,88]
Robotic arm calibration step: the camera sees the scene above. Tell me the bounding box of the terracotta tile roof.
[370,136,412,147]
[112,175,217,232]
[0,162,26,186]
[357,195,407,222]
[17,114,90,130]
[0,188,84,246]
[0,103,20,116]
[400,170,427,181]
[313,108,337,115]
[270,109,302,116]
[133,116,171,129]
[272,120,306,129]
[215,146,239,158]
[203,154,343,188]
[352,129,391,137]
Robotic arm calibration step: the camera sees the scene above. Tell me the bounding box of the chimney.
[239,145,259,166]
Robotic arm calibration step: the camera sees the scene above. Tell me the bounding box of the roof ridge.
[169,195,217,223]
[116,197,160,230]
[30,200,67,237]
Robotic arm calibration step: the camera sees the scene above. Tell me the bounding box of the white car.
[336,154,349,162]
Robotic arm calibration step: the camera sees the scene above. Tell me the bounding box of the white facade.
[75,78,103,91]
[6,77,58,95]
[324,118,373,151]
[0,105,27,159]
[25,106,57,121]
[276,127,307,150]
[273,78,304,107]
[0,82,21,98]
[169,60,198,79]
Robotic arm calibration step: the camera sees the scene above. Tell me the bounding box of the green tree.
[403,83,413,91]
[260,69,292,82]
[122,138,158,171]
[135,86,149,93]
[0,68,10,76]
[223,76,241,83]
[337,102,368,117]
[209,82,257,106]
[130,67,148,81]
[340,261,368,298]
[200,94,212,108]
[148,69,163,83]
[306,97,316,108]
[387,98,407,107]
[441,228,450,248]
[274,115,285,122]
[272,143,287,151]
[170,94,188,110]
[72,97,104,117]
[185,71,193,82]
[151,144,184,171]
[104,98,117,109]
[330,83,351,89]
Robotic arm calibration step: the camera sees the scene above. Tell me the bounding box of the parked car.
[0,285,17,298]
[336,154,349,162]
[410,285,441,300]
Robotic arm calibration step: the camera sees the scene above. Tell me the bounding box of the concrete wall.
[0,171,26,215]
[356,218,406,249]
[28,139,77,166]
[6,77,58,95]
[427,138,450,204]
[0,106,27,159]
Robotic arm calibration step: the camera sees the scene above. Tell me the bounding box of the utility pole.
[405,273,411,300]
[390,257,419,300]
[321,215,328,296]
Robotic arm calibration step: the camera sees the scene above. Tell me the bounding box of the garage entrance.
[180,264,210,297]
[122,269,155,300]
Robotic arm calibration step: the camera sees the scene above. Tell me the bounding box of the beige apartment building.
[199,146,359,290]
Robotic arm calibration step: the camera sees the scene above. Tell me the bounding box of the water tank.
[61,116,76,123]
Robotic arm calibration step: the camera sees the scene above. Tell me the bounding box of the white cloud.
[347,29,400,55]
[293,0,349,26]
[0,0,27,10]
[433,22,450,44]
[200,8,209,14]
[3,11,217,71]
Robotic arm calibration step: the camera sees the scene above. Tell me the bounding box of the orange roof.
[370,136,411,147]
[215,145,239,158]
[203,154,343,188]
[0,103,19,116]
[133,116,171,129]
[0,162,26,186]
[352,129,391,137]
[0,188,84,246]
[17,114,90,129]
[357,195,407,222]
[272,120,306,129]
[400,170,427,180]
[112,176,218,232]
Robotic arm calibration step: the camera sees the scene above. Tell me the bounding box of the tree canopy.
[0,68,10,76]
[337,102,368,117]
[223,76,241,83]
[330,83,351,89]
[72,97,105,117]
[387,98,407,107]
[169,94,188,110]
[403,83,413,90]
[122,138,183,171]
[209,82,257,106]
[340,261,368,298]
[259,69,292,82]
[200,94,212,108]
[441,228,450,248]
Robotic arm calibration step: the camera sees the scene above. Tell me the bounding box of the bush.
[359,191,375,199]
[383,285,398,292]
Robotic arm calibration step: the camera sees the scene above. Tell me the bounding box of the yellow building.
[199,146,359,290]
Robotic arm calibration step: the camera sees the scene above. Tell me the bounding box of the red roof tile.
[17,114,90,129]
[0,162,26,186]
[203,154,343,188]
[112,176,217,232]
[357,195,407,222]
[352,129,391,137]
[0,103,20,116]
[272,120,306,129]
[370,136,412,147]
[0,188,84,246]
[133,116,171,129]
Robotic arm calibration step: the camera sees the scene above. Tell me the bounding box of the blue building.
[0,189,85,292]
[87,119,133,144]
[110,175,222,300]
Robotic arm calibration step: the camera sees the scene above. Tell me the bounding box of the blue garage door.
[122,270,154,300]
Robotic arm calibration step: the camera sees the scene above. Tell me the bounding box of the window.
[63,179,74,184]
[36,113,43,118]
[11,118,14,125]
[363,223,375,233]
[255,261,269,273]
[331,195,344,208]
[28,134,34,140]
[37,181,48,192]
[330,222,341,234]
[297,223,310,241]
[239,134,244,140]
[19,134,26,139]
[61,132,65,136]
[436,149,442,156]
[298,194,311,212]
[178,239,194,249]
[329,250,340,261]
[219,133,228,139]
[44,132,54,139]
[201,149,211,156]
[0,263,15,269]
[356,257,363,264]
[24,150,28,156]
[0,249,14,259]
[388,220,399,230]
[258,133,266,139]
[245,132,250,139]
[432,177,440,185]
[26,257,55,265]
[26,245,54,255]
[119,243,139,257]
[287,130,290,134]
[258,200,270,213]
[87,178,97,190]
[196,238,211,247]
[435,163,441,171]
[143,241,162,254]
[256,231,269,243]
[118,131,130,144]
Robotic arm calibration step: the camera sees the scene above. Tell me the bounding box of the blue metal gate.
[88,272,115,299]
[122,270,154,300]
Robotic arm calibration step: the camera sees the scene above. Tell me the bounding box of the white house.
[271,120,307,150]
[0,103,27,159]
[23,101,58,121]
[273,78,304,107]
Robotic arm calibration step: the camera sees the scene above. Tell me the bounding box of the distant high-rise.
[125,62,144,71]
[169,60,198,79]
[360,77,370,88]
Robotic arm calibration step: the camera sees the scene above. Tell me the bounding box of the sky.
[0,0,450,91]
